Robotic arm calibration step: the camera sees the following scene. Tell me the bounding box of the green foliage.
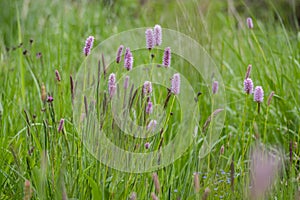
[0,0,299,199]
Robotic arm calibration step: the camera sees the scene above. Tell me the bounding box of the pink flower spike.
[212,81,218,94]
[83,36,94,56]
[244,78,254,94]
[108,73,116,98]
[58,118,64,133]
[154,24,162,46]
[143,81,152,95]
[146,101,153,114]
[163,47,171,67]
[171,73,180,95]
[116,45,124,63]
[247,17,254,29]
[124,48,133,71]
[145,28,154,50]
[55,70,61,81]
[254,86,264,103]
[145,142,150,149]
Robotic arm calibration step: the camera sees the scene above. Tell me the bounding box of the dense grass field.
[0,0,299,199]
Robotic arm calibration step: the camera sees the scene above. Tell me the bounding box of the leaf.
[85,174,102,200]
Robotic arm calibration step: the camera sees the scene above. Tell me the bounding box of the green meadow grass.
[0,0,299,199]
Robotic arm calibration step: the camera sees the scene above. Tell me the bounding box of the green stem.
[16,5,25,103]
[251,30,267,63]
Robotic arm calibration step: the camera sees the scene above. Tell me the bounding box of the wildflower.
[116,45,124,63]
[108,73,116,98]
[145,28,154,50]
[143,81,152,95]
[212,81,218,94]
[171,73,180,95]
[145,142,150,149]
[244,78,254,94]
[247,17,253,29]
[47,96,54,103]
[55,70,61,82]
[250,146,281,199]
[154,24,162,46]
[83,36,94,56]
[146,101,153,114]
[162,47,171,67]
[267,91,275,106]
[124,75,130,89]
[245,64,252,79]
[124,48,133,71]
[254,86,264,103]
[247,17,254,29]
[147,119,157,132]
[58,118,64,133]
[152,172,161,194]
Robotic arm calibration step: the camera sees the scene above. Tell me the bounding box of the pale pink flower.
[83,36,94,56]
[153,24,162,46]
[145,28,154,50]
[171,73,180,95]
[143,81,152,95]
[247,17,254,29]
[116,45,124,63]
[162,47,171,67]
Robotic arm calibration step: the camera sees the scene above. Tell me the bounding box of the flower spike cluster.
[83,36,94,56]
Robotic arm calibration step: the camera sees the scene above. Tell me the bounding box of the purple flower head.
[124,48,133,71]
[145,28,154,50]
[154,24,162,46]
[143,81,152,95]
[163,47,171,67]
[212,81,218,94]
[171,73,180,95]
[83,36,94,56]
[55,69,61,82]
[145,142,150,149]
[146,101,153,114]
[108,73,116,98]
[58,118,64,133]
[116,45,124,63]
[124,47,130,58]
[244,78,253,94]
[247,17,253,29]
[124,75,130,89]
[47,96,54,103]
[147,119,157,132]
[254,86,264,103]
